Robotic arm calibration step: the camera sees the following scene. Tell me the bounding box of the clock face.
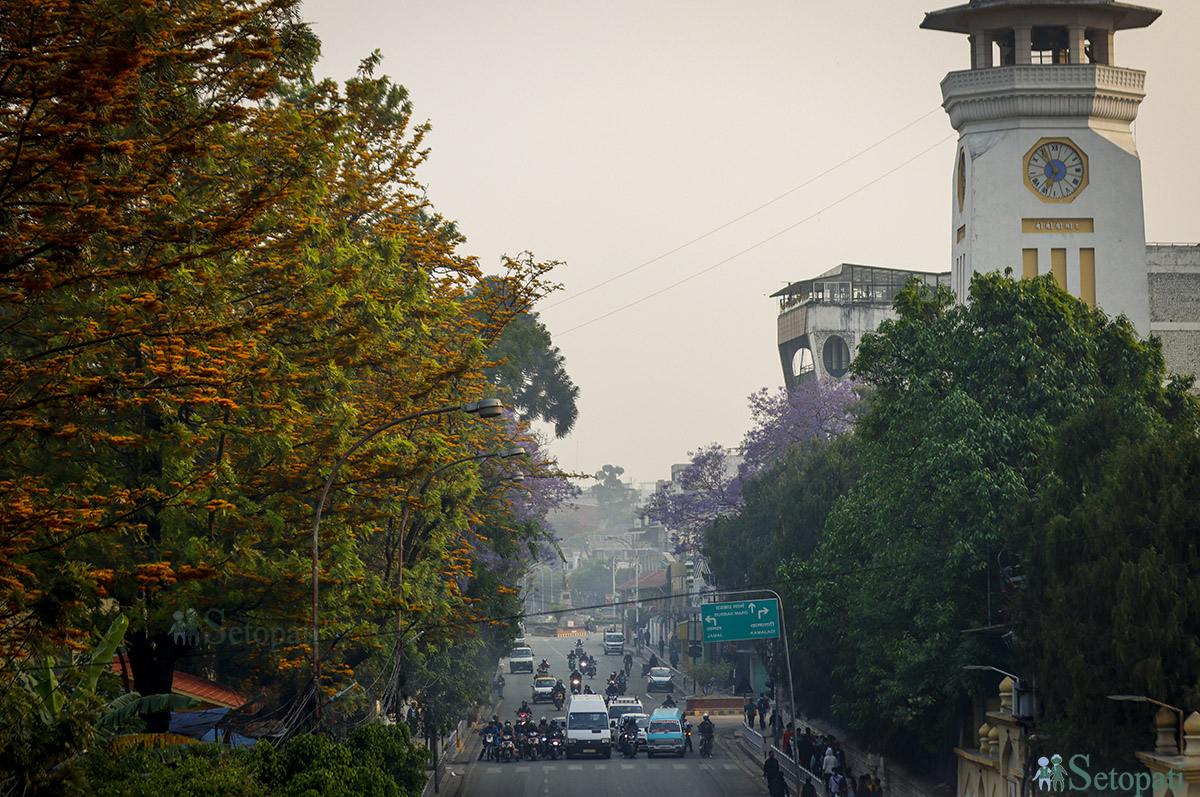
[1023,138,1088,203]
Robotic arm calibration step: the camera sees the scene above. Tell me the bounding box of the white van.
[603,630,624,655]
[564,693,612,759]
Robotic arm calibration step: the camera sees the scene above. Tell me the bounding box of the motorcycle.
[570,676,582,695]
[483,732,497,761]
[700,734,714,758]
[521,731,538,761]
[536,663,550,676]
[546,734,563,760]
[553,691,565,710]
[585,661,596,678]
[499,737,517,763]
[621,728,639,758]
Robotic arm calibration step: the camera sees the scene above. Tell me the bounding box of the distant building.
[773,263,950,387]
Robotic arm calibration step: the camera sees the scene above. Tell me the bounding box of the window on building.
[822,336,851,378]
[1031,26,1069,64]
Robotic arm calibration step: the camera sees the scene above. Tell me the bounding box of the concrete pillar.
[1068,26,1086,64]
[1155,707,1179,756]
[1014,26,1032,65]
[1092,30,1114,65]
[1184,711,1200,758]
[972,32,994,69]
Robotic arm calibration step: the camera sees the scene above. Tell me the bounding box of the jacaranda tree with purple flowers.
[644,380,859,551]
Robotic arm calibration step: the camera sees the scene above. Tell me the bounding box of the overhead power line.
[543,107,944,311]
[555,131,957,336]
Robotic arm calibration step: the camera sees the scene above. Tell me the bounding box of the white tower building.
[922,0,1161,334]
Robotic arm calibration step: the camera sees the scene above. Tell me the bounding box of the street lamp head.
[462,398,504,418]
[498,446,525,458]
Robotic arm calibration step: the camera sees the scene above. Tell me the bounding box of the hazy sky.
[299,0,1200,486]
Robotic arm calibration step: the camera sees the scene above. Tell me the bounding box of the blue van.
[645,707,686,757]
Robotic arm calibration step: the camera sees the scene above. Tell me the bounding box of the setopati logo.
[169,608,307,651]
[1035,753,1183,795]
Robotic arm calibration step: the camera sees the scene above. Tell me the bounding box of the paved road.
[450,634,768,797]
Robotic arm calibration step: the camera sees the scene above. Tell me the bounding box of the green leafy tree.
[591,464,636,530]
[484,302,579,438]
[1013,405,1199,762]
[780,272,1195,754]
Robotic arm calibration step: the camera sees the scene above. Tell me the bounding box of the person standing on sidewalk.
[757,693,770,732]
[495,673,505,699]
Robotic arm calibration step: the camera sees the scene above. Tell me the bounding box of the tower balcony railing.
[941,63,1146,129]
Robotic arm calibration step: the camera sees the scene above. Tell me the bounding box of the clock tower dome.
[922,0,1161,333]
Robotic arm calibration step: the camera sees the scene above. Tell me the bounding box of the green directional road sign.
[700,598,780,643]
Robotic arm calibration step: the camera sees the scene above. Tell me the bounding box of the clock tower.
[922,0,1161,333]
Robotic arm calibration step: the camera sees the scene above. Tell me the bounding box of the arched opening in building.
[822,335,851,378]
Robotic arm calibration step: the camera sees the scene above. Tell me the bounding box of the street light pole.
[1108,694,1185,755]
[311,399,503,717]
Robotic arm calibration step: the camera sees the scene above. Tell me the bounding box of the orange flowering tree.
[0,0,565,737]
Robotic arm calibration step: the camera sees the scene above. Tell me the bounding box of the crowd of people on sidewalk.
[752,712,884,797]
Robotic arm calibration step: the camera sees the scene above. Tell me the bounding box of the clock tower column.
[922,0,1161,333]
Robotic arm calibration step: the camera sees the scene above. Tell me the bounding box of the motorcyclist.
[623,651,633,675]
[583,683,594,694]
[606,678,619,699]
[537,658,550,674]
[569,668,583,694]
[552,679,566,706]
[478,716,501,760]
[699,713,715,756]
[684,717,694,752]
[616,670,627,692]
[661,694,677,708]
[517,699,531,718]
[567,651,577,670]
[517,714,537,759]
[620,714,640,755]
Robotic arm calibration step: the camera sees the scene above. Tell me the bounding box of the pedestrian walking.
[758,693,770,731]
[495,673,505,699]
[744,697,757,728]
[766,751,791,796]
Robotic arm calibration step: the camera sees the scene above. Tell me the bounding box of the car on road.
[565,694,611,759]
[603,631,624,655]
[646,707,686,757]
[531,675,557,703]
[606,696,644,742]
[625,712,649,751]
[646,666,674,693]
[508,646,534,674]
